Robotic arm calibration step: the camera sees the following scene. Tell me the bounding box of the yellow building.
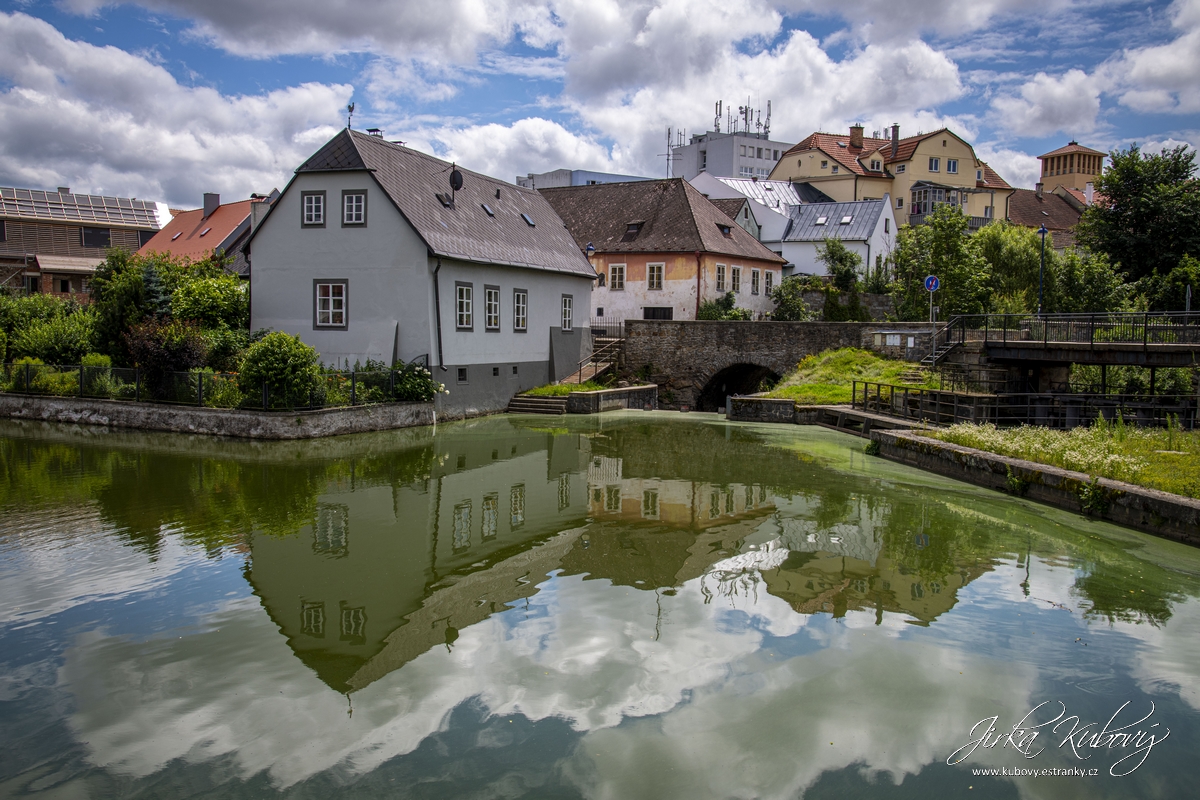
[768,124,1014,231]
[1037,141,1106,193]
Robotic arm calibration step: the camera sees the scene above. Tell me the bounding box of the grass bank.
[926,419,1200,499]
[522,381,606,397]
[764,348,939,405]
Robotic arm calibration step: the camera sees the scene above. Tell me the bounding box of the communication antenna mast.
[764,101,771,140]
[755,110,762,137]
[658,127,677,177]
[714,101,722,133]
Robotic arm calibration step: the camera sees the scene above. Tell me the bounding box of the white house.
[245,129,596,418]
[779,196,896,276]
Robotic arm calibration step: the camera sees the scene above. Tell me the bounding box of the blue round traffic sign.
[925,275,940,292]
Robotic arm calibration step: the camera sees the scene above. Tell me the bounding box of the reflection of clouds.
[1121,598,1200,712]
[560,609,1037,800]
[61,573,808,788]
[702,538,790,605]
[0,510,195,625]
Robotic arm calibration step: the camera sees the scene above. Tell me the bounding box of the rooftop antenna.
[714,100,722,133]
[449,162,463,205]
[755,110,762,138]
[346,102,355,128]
[764,101,771,140]
[657,127,676,177]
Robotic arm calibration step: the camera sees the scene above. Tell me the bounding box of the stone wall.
[796,290,895,321]
[728,396,796,423]
[873,430,1200,545]
[0,394,435,440]
[565,385,657,414]
[621,320,936,408]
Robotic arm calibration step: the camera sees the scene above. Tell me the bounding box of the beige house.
[768,125,1013,231]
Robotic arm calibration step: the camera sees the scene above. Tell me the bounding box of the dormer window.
[717,223,732,237]
[870,160,881,171]
[521,213,535,227]
[977,169,984,182]
[621,220,645,242]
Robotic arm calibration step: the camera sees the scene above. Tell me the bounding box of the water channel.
[1,413,1199,799]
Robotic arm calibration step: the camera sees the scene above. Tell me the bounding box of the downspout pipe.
[432,255,447,371]
[695,251,702,317]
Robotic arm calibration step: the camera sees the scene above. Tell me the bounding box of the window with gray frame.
[751,269,760,295]
[513,289,527,331]
[485,285,500,330]
[716,264,726,291]
[765,271,773,294]
[81,227,110,248]
[302,192,325,226]
[342,190,366,225]
[456,283,473,330]
[561,295,573,331]
[731,266,741,293]
[314,280,347,329]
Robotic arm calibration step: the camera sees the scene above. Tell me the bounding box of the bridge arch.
[695,362,781,411]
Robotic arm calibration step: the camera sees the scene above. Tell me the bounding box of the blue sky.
[1,0,1197,207]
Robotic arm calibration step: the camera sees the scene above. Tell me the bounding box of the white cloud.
[973,143,1041,189]
[1112,0,1200,113]
[775,0,1073,41]
[990,69,1102,138]
[0,11,350,207]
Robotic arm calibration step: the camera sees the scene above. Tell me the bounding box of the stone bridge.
[619,320,936,411]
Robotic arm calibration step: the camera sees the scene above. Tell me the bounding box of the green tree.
[237,332,320,408]
[1076,144,1200,281]
[698,291,752,320]
[9,310,95,364]
[890,205,991,320]
[818,237,862,291]
[124,319,208,399]
[90,250,149,364]
[171,274,249,330]
[1048,249,1129,313]
[1130,254,1200,312]
[768,277,817,321]
[974,220,1049,312]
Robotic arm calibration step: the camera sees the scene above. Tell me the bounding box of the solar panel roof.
[0,187,160,229]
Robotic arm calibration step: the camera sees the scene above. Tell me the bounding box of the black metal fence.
[1,362,433,411]
[851,380,1197,430]
[938,312,1200,350]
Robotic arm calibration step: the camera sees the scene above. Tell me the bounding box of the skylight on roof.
[837,141,848,148]
[521,213,535,227]
[840,215,853,224]
[815,216,828,225]
[481,203,494,216]
[199,227,212,237]
[171,232,181,240]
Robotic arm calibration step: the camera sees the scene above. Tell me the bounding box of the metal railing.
[937,312,1200,351]
[851,380,1197,430]
[1,362,435,411]
[573,337,624,384]
[589,316,624,339]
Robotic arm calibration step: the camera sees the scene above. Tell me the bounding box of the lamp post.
[1037,225,1048,316]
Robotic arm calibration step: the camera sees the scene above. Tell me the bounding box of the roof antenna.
[449,163,463,205]
[346,102,355,129]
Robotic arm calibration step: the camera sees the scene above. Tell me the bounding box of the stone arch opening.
[696,363,781,412]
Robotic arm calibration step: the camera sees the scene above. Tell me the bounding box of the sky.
[0,0,1197,209]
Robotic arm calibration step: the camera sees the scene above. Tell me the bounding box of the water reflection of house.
[247,427,591,693]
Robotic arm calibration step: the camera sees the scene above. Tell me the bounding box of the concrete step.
[507,396,568,415]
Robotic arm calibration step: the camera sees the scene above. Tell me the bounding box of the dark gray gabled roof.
[782,199,884,242]
[280,129,594,278]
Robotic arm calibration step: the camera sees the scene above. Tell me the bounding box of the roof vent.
[521,213,535,227]
[366,128,384,137]
[481,203,495,217]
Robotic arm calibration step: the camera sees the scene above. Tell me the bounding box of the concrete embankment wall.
[0,394,435,440]
[872,429,1200,545]
[566,385,658,414]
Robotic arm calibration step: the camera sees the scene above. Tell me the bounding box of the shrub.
[769,277,818,321]
[0,327,6,363]
[0,292,71,340]
[10,311,95,365]
[202,326,250,372]
[698,291,752,320]
[818,237,863,292]
[237,332,320,408]
[172,275,249,330]
[392,362,448,401]
[125,319,208,400]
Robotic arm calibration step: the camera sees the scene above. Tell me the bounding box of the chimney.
[890,123,899,158]
[56,186,71,195]
[203,193,220,218]
[1084,182,1094,205]
[849,124,863,149]
[1035,182,1044,199]
[251,198,270,231]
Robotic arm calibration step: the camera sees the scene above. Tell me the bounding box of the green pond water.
[2,412,1200,799]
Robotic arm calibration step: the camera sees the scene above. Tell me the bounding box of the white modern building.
[515,169,651,189]
[245,129,596,418]
[671,131,796,182]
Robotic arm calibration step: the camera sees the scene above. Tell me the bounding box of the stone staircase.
[505,395,568,415]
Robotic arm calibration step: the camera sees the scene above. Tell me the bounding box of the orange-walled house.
[540,178,786,323]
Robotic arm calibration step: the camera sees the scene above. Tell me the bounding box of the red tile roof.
[1039,141,1106,159]
[781,128,975,175]
[1007,188,1081,231]
[977,162,1012,190]
[140,199,257,260]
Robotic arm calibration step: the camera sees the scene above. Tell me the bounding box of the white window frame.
[609,263,625,291]
[929,157,940,172]
[716,263,726,292]
[647,263,664,291]
[456,283,473,330]
[342,191,366,225]
[751,269,760,295]
[731,266,742,293]
[896,164,906,173]
[513,289,527,332]
[315,281,347,328]
[302,192,325,226]
[764,271,773,294]
[561,295,573,331]
[484,286,500,331]
[946,159,958,174]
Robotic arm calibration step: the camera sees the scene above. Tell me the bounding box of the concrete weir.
[0,394,435,440]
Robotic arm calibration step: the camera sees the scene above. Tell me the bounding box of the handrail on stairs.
[573,337,624,384]
[921,316,965,366]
